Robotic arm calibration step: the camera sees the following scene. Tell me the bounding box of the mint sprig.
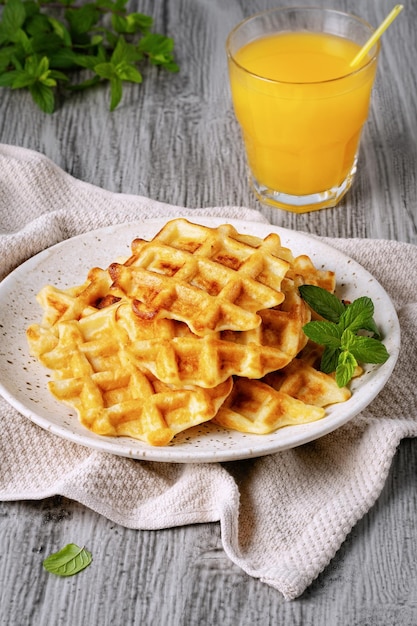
[299,285,389,387]
[43,543,92,577]
[0,0,179,112]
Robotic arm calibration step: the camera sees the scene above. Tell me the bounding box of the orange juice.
[228,31,378,201]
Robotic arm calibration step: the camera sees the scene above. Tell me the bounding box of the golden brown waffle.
[108,218,292,335]
[213,377,325,435]
[213,358,350,435]
[128,276,311,388]
[35,267,114,327]
[263,359,352,407]
[288,254,336,293]
[27,303,232,446]
[28,285,310,392]
[26,218,354,446]
[129,333,292,389]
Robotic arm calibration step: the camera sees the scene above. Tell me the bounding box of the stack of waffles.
[26,219,351,446]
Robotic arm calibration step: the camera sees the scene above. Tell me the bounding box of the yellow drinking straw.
[350,4,404,68]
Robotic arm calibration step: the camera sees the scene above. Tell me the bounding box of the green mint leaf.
[298,284,345,323]
[300,285,389,386]
[65,5,100,35]
[340,328,357,352]
[72,48,107,70]
[1,0,26,38]
[94,61,114,80]
[0,45,16,71]
[40,76,56,87]
[111,14,129,34]
[137,33,178,69]
[25,13,50,37]
[0,68,20,86]
[9,53,23,70]
[47,16,72,46]
[109,74,122,111]
[112,12,153,35]
[302,320,342,349]
[110,37,127,64]
[128,12,153,34]
[67,74,101,91]
[29,81,55,113]
[29,32,63,55]
[43,543,92,577]
[11,70,35,88]
[361,317,382,340]
[115,62,142,83]
[20,0,39,21]
[341,332,390,364]
[336,351,357,388]
[110,37,140,65]
[48,69,69,82]
[10,26,31,51]
[103,28,119,49]
[48,48,79,70]
[320,346,340,374]
[160,59,179,73]
[112,0,129,10]
[339,296,375,334]
[91,34,103,46]
[37,55,50,75]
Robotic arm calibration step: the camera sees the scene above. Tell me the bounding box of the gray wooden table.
[1,0,416,624]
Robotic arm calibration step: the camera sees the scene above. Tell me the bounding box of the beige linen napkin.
[1,144,416,600]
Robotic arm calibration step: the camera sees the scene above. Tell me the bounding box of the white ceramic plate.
[0,217,400,463]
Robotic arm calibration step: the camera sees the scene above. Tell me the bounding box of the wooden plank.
[0,0,416,624]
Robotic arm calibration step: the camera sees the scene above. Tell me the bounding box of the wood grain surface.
[0,0,416,624]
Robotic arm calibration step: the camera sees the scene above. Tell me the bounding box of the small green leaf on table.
[43,543,92,577]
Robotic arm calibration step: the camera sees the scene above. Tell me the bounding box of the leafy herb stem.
[0,0,179,112]
[299,284,389,388]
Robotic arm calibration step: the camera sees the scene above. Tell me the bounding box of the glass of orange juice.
[226,7,380,212]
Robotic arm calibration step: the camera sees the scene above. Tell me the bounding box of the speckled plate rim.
[0,217,401,463]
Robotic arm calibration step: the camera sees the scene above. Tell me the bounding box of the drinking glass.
[226,7,380,212]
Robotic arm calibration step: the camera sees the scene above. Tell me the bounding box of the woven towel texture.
[1,144,416,600]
